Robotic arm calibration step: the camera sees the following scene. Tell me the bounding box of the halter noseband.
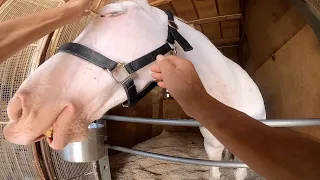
[57,11,193,107]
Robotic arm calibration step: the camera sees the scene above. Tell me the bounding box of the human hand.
[150,55,210,117]
[63,0,94,21]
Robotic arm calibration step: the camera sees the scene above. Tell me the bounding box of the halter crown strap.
[166,11,193,52]
[57,11,193,107]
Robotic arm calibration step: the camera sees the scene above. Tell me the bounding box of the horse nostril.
[17,109,22,119]
[7,96,23,122]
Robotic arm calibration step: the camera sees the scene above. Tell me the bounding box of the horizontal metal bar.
[103,115,201,126]
[102,115,320,128]
[106,145,248,168]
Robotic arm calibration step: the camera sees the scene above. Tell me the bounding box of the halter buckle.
[107,63,132,85]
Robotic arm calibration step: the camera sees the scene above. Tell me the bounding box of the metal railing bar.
[102,115,320,128]
[106,145,248,168]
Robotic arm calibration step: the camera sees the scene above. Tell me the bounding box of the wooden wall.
[243,0,307,74]
[255,25,320,139]
[246,0,320,139]
[158,0,240,45]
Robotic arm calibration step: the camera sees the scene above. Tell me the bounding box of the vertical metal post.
[96,119,111,180]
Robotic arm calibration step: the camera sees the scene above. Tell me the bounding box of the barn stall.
[0,0,319,179]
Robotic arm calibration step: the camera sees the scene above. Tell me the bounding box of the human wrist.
[59,3,85,23]
[181,92,215,119]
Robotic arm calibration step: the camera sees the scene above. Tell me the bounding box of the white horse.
[4,1,266,179]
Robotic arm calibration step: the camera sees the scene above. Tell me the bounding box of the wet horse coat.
[4,1,266,179]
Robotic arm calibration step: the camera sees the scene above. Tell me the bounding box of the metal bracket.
[98,155,112,180]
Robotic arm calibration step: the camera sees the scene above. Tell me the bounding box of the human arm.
[150,55,320,180]
[0,0,93,63]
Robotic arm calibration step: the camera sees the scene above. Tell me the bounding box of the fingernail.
[156,55,165,61]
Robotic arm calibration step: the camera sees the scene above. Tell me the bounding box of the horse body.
[4,1,265,179]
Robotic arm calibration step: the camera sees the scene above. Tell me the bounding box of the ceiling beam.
[188,14,242,25]
[148,0,171,6]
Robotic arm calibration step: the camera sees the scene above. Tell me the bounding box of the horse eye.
[109,11,124,17]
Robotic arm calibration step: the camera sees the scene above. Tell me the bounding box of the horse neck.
[176,21,235,84]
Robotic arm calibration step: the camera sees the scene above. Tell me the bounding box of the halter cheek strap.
[57,11,193,107]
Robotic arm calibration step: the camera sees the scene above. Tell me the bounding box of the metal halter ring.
[106,63,132,85]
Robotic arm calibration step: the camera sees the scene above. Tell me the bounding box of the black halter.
[57,11,193,107]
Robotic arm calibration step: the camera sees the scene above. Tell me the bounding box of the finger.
[150,63,161,73]
[151,73,163,81]
[157,82,166,88]
[166,55,192,68]
[156,54,166,62]
[157,55,175,69]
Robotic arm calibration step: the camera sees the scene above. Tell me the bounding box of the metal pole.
[106,145,248,168]
[102,115,320,128]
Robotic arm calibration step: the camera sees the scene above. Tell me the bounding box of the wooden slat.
[192,0,218,18]
[188,13,241,25]
[211,37,239,44]
[162,100,199,133]
[221,20,240,38]
[194,24,202,32]
[217,0,240,15]
[255,25,320,139]
[149,0,171,6]
[171,0,198,21]
[201,23,221,39]
[223,46,239,64]
[157,2,175,14]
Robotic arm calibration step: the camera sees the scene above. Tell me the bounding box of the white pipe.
[102,115,320,128]
[106,145,248,168]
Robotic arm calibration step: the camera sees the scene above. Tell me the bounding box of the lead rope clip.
[168,42,177,55]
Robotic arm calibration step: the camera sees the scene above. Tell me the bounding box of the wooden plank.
[194,25,202,32]
[201,22,221,39]
[192,0,218,18]
[255,25,320,139]
[223,46,239,64]
[221,20,240,38]
[217,0,240,15]
[188,14,241,25]
[171,0,198,21]
[211,37,239,44]
[244,0,307,72]
[162,100,199,133]
[157,2,175,14]
[149,0,171,6]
